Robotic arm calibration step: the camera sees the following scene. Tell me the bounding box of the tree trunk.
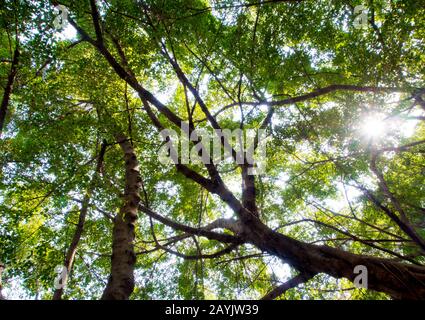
[101,134,141,300]
[0,46,20,138]
[52,141,107,300]
[241,214,425,300]
[0,261,5,300]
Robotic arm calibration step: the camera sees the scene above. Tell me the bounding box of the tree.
[0,0,424,300]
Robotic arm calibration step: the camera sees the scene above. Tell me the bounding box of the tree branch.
[261,272,315,300]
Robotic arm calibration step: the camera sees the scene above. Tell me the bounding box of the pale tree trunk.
[101,134,141,300]
[52,141,107,300]
[0,261,5,300]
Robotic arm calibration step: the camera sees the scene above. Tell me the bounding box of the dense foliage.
[0,0,424,300]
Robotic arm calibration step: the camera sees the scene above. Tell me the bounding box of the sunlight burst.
[360,115,387,138]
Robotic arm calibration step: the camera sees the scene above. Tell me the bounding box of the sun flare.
[361,115,387,138]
